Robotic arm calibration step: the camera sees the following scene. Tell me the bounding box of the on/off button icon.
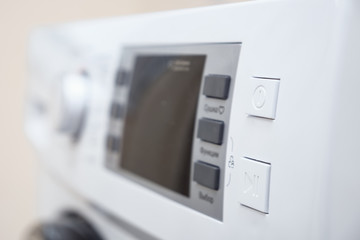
[247,77,280,119]
[253,85,266,109]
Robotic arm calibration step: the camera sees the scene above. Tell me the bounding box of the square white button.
[239,158,271,213]
[247,78,280,119]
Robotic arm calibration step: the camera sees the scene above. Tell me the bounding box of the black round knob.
[28,211,103,240]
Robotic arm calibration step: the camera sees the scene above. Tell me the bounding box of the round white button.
[253,85,266,109]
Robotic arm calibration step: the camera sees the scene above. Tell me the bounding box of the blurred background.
[0,0,247,239]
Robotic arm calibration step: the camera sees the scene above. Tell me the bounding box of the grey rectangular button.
[115,69,129,86]
[110,103,125,119]
[203,75,231,99]
[194,161,220,190]
[197,118,224,145]
[106,135,121,152]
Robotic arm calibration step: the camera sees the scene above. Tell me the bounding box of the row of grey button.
[107,103,124,153]
[193,74,231,191]
[106,70,129,154]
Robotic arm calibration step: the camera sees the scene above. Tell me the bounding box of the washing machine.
[25,0,360,239]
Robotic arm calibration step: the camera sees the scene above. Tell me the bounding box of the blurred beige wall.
[0,0,247,239]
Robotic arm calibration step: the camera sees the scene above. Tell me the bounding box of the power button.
[247,78,280,119]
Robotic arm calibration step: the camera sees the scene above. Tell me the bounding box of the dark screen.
[120,55,206,196]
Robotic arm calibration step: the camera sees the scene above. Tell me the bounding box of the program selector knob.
[58,70,90,141]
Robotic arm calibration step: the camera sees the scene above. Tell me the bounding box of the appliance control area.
[105,43,241,221]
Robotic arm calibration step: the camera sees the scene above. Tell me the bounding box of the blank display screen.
[120,55,206,196]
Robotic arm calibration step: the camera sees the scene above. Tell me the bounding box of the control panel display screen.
[121,55,206,196]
